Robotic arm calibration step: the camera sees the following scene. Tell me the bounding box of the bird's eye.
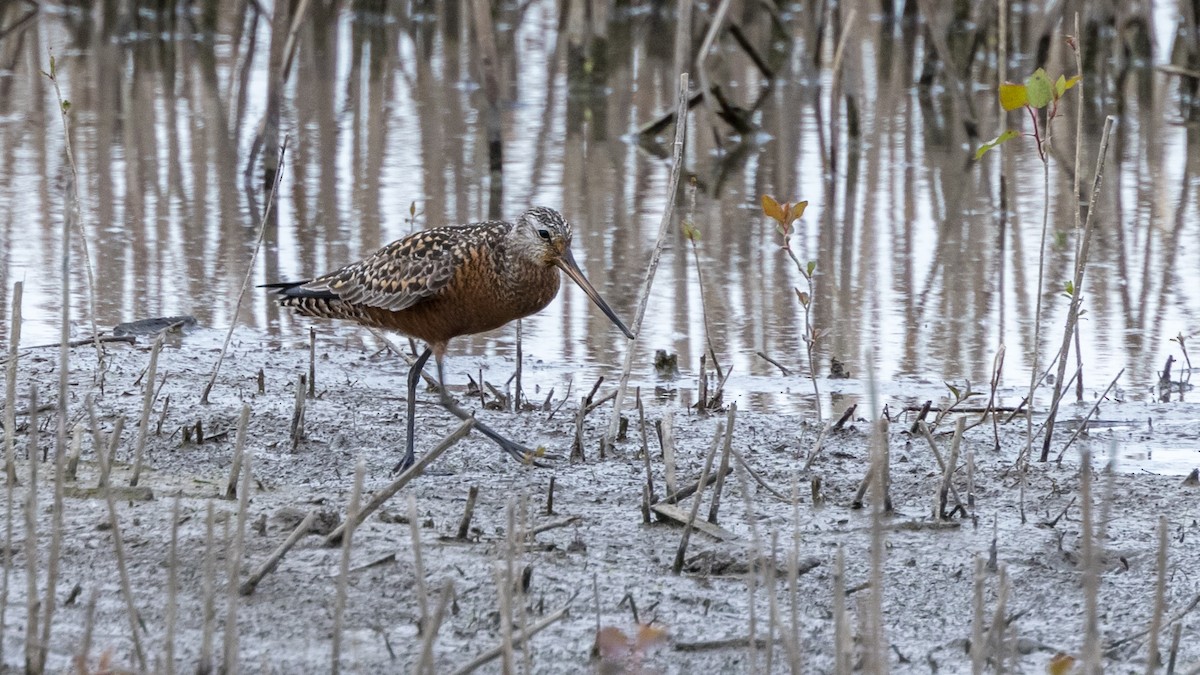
[537,229,552,241]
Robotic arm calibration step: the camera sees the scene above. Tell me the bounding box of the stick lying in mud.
[324,419,475,546]
[239,510,317,596]
[450,604,570,675]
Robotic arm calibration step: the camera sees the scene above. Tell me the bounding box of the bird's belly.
[367,269,560,343]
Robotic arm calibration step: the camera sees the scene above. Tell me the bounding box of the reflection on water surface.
[1,1,1197,414]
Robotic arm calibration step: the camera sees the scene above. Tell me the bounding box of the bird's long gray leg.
[433,357,552,465]
[393,347,434,474]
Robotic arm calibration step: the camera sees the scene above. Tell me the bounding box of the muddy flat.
[2,332,1198,673]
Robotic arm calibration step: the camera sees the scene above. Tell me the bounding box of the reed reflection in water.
[0,1,1197,413]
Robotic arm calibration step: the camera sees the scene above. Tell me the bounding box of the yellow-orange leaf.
[761,194,785,223]
[999,82,1027,111]
[786,200,809,227]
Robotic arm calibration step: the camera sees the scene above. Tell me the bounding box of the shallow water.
[1,2,1197,417]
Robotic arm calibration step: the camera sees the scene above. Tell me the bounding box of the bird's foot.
[496,438,559,467]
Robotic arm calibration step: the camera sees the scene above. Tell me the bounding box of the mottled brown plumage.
[265,207,634,471]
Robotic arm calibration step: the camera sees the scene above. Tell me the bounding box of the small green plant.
[761,195,823,422]
[976,67,1080,161]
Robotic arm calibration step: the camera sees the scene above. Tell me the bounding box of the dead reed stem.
[408,495,430,636]
[1080,448,1101,673]
[97,416,123,489]
[325,419,474,546]
[970,557,986,674]
[984,566,1011,667]
[226,405,252,499]
[165,497,180,675]
[198,503,217,673]
[416,578,456,674]
[130,335,163,486]
[495,506,516,674]
[832,546,850,675]
[223,451,253,673]
[672,422,725,575]
[1042,115,1116,460]
[938,418,965,519]
[23,386,39,673]
[308,326,316,398]
[729,432,766,672]
[290,374,306,450]
[36,430,66,674]
[4,281,21,485]
[456,485,479,540]
[66,426,82,481]
[605,73,690,447]
[659,411,678,497]
[104,466,147,671]
[332,458,365,675]
[1147,515,1168,673]
[706,403,736,524]
[865,417,889,671]
[202,137,288,405]
[450,604,569,675]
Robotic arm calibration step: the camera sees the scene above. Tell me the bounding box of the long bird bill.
[555,249,636,339]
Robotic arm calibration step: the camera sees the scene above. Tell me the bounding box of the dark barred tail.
[261,280,347,319]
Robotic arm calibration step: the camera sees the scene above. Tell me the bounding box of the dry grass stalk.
[1080,448,1101,673]
[308,326,317,398]
[659,411,678,497]
[1147,515,1168,673]
[4,281,21,485]
[984,566,1011,667]
[604,73,690,447]
[202,137,288,405]
[225,405,252,499]
[74,589,99,672]
[672,422,725,575]
[707,403,736,524]
[23,386,40,673]
[103,464,147,671]
[938,418,965,519]
[970,557,986,674]
[66,425,82,481]
[325,419,474,546]
[165,497,181,675]
[408,495,430,636]
[332,458,365,675]
[198,502,218,673]
[764,530,780,673]
[37,429,67,673]
[450,604,569,675]
[130,334,163,486]
[729,445,767,673]
[97,416,125,489]
[864,417,889,671]
[832,546,850,674]
[456,485,479,540]
[240,510,316,596]
[493,552,515,673]
[223,452,254,672]
[290,374,307,450]
[416,578,456,674]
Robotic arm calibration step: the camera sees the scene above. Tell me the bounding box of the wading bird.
[265,207,635,472]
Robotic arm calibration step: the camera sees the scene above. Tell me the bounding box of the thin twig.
[202,137,289,404]
[450,605,570,675]
[605,73,690,447]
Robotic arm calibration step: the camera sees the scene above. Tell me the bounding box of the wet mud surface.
[2,333,1199,673]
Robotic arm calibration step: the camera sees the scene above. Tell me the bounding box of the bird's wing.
[300,225,501,312]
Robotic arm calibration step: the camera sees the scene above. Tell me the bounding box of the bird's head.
[513,207,634,340]
[515,206,572,264]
